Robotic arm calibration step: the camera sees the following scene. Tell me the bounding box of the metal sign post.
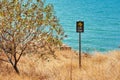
[79,32,81,67]
[76,21,84,68]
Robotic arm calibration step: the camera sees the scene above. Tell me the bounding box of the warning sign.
[76,21,84,33]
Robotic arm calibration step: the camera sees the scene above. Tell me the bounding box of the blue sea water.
[47,0,120,53]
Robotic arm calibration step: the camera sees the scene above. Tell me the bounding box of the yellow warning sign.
[78,22,83,27]
[76,21,84,33]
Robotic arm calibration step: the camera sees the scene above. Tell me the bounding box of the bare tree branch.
[16,45,27,63]
[0,58,10,63]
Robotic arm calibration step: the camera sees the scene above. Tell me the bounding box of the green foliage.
[0,0,64,52]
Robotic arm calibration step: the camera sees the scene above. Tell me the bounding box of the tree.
[0,0,65,74]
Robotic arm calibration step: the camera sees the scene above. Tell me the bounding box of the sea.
[47,0,120,53]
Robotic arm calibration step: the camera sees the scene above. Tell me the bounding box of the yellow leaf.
[0,12,3,17]
[26,26,29,28]
[17,16,21,20]
[14,0,18,3]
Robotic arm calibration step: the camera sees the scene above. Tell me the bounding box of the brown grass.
[0,50,120,80]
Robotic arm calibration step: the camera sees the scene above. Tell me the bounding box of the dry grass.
[0,50,120,80]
